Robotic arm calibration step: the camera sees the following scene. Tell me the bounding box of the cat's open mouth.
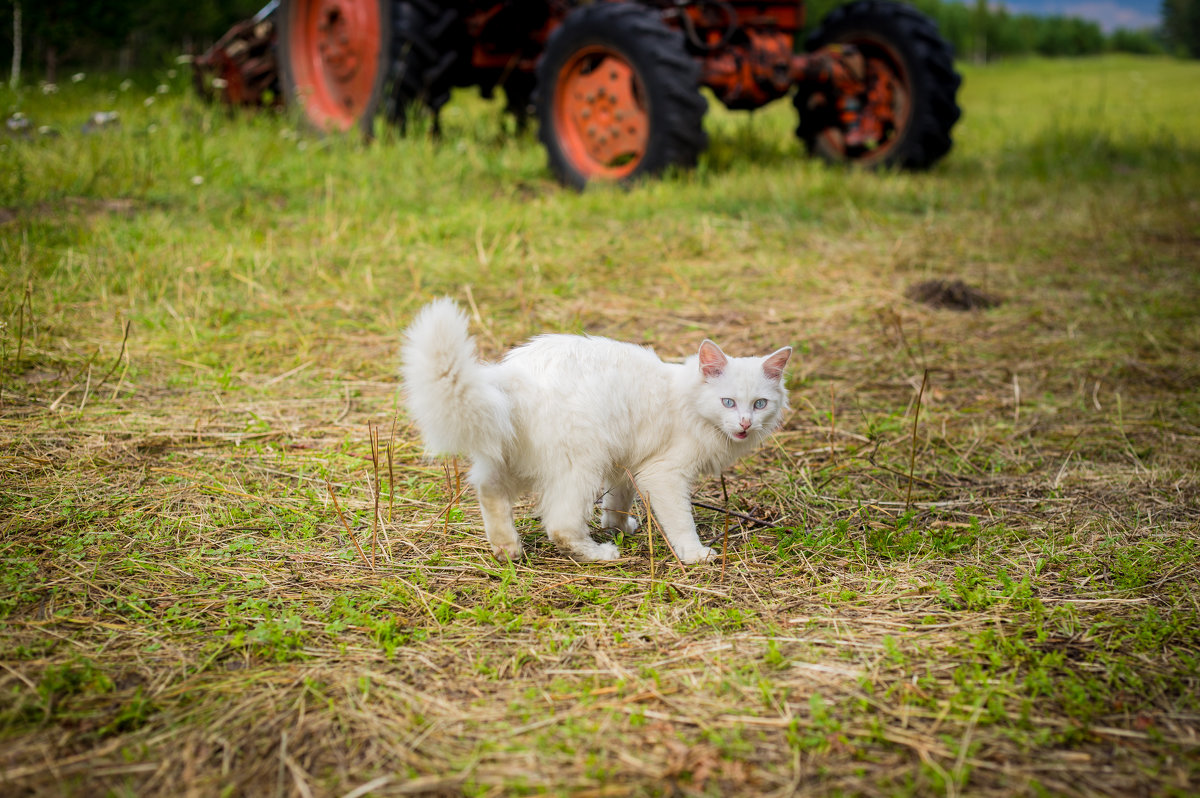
[733,430,749,440]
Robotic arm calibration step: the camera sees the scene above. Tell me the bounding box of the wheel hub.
[315,3,360,85]
[556,49,649,178]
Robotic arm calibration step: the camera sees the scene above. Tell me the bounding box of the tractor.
[200,0,961,188]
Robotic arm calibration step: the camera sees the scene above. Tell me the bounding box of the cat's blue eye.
[721,398,735,409]
[753,398,768,410]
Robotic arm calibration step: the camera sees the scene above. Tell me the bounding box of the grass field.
[2,53,1199,796]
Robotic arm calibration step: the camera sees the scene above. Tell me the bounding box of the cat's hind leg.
[471,464,523,561]
[600,474,641,535]
[540,478,620,562]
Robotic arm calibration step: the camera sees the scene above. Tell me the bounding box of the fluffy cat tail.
[401,298,514,464]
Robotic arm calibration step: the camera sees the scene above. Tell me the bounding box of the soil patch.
[906,278,1000,311]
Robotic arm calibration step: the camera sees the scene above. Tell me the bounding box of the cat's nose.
[739,418,751,430]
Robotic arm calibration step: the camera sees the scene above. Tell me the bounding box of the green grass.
[1,54,1199,795]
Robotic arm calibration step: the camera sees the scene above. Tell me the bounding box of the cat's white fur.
[401,299,791,564]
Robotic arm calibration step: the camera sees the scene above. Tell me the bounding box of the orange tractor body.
[195,0,961,188]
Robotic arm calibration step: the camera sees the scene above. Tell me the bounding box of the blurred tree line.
[1,0,261,82]
[1162,0,1200,55]
[807,0,1169,59]
[0,0,1194,85]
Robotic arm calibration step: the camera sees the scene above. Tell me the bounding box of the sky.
[992,0,1163,31]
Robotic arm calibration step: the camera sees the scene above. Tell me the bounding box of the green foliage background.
[1162,0,1200,55]
[0,0,1182,84]
[0,0,262,77]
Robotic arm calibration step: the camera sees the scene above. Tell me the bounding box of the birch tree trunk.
[9,2,20,89]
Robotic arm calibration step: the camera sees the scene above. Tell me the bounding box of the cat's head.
[694,339,792,443]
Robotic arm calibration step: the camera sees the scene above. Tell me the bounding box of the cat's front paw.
[562,542,621,562]
[678,545,718,565]
[592,541,621,561]
[491,541,525,562]
[550,531,621,562]
[601,512,641,535]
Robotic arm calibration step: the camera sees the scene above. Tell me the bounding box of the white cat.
[401,299,791,564]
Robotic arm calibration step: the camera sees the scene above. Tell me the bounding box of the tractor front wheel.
[536,3,708,189]
[795,0,961,169]
[278,0,392,138]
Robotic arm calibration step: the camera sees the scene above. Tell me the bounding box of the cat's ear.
[697,339,728,380]
[762,347,792,382]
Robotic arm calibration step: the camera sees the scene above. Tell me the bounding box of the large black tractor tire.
[386,0,470,133]
[795,0,961,169]
[536,3,708,190]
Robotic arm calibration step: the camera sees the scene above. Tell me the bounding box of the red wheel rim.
[818,37,911,165]
[287,0,383,131]
[553,46,650,181]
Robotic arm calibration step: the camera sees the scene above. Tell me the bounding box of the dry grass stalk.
[386,416,397,524]
[94,320,132,394]
[368,421,380,569]
[906,368,929,510]
[720,474,730,580]
[14,281,32,367]
[327,479,374,572]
